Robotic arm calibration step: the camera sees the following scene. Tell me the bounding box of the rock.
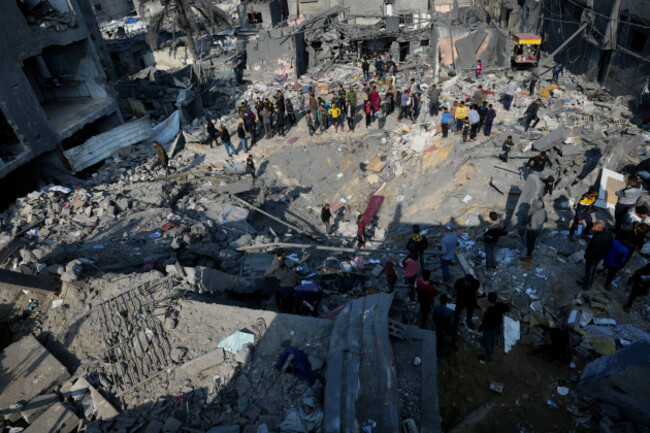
[176,348,225,380]
[162,416,183,433]
[23,402,79,433]
[413,356,422,366]
[235,343,254,364]
[170,347,187,363]
[308,355,324,370]
[229,234,253,249]
[238,396,249,413]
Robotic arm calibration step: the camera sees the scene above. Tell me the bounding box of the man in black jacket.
[206,119,218,147]
[452,274,480,343]
[624,263,650,312]
[478,292,509,361]
[580,221,613,289]
[526,151,552,174]
[406,224,429,273]
[523,99,541,131]
[483,212,507,272]
[321,203,332,234]
[264,248,302,313]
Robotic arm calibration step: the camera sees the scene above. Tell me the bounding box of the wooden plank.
[64,116,152,172]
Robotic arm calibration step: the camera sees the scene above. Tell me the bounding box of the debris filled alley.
[1,1,650,433]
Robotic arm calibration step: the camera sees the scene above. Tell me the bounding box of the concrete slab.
[0,335,70,414]
[69,377,120,420]
[20,393,58,423]
[144,420,164,433]
[532,127,567,151]
[244,253,274,272]
[24,401,79,433]
[175,348,225,381]
[577,342,650,425]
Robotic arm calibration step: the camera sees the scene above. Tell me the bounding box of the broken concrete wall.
[244,29,302,78]
[238,0,284,28]
[577,342,650,425]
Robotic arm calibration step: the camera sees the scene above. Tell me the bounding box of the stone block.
[24,402,79,433]
[20,393,58,423]
[144,420,164,433]
[162,416,183,433]
[0,335,70,414]
[532,127,567,152]
[176,348,225,379]
[69,377,120,420]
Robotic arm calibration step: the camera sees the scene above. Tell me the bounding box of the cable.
[562,0,650,30]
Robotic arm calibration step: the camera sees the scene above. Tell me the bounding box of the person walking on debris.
[246,154,256,179]
[362,57,370,82]
[475,60,482,79]
[237,123,248,152]
[452,274,480,340]
[468,104,480,141]
[206,119,218,148]
[275,104,286,136]
[455,101,467,133]
[219,126,236,158]
[433,294,454,361]
[428,84,441,116]
[245,110,257,145]
[503,76,517,110]
[305,111,315,136]
[285,98,297,126]
[356,215,366,248]
[261,105,273,138]
[624,263,650,312]
[524,99,542,131]
[416,269,438,329]
[529,68,541,95]
[473,85,484,107]
[264,248,302,313]
[462,116,470,142]
[579,220,612,290]
[614,175,643,232]
[484,103,496,136]
[499,135,515,162]
[478,101,488,131]
[522,198,547,262]
[381,260,397,292]
[321,203,332,234]
[478,292,509,361]
[543,175,555,197]
[364,100,372,128]
[346,100,356,131]
[441,107,452,138]
[406,224,429,272]
[402,251,420,294]
[526,151,552,175]
[552,64,564,84]
[483,212,507,272]
[153,141,169,183]
[329,104,342,133]
[569,187,599,239]
[440,223,457,285]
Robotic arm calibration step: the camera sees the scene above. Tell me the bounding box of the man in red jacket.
[416,269,438,329]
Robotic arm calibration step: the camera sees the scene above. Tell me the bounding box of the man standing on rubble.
[468,104,481,141]
[522,199,547,262]
[416,269,438,329]
[524,99,542,131]
[569,187,599,239]
[452,274,480,339]
[206,119,218,148]
[261,105,273,138]
[329,103,342,133]
[275,104,286,137]
[473,85,484,107]
[321,203,332,234]
[432,294,454,360]
[406,225,429,273]
[375,56,385,79]
[362,56,370,82]
[346,100,356,131]
[483,212,507,272]
[529,68,541,95]
[614,175,643,233]
[285,98,297,126]
[153,141,169,183]
[264,248,302,313]
[428,84,441,117]
[484,104,496,136]
[478,292,510,361]
[219,126,236,157]
[440,223,457,285]
[309,91,318,116]
[347,86,357,110]
[580,220,613,290]
[624,263,650,312]
[552,64,563,84]
[503,76,517,110]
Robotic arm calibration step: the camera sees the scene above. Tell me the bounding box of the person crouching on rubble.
[264,248,302,313]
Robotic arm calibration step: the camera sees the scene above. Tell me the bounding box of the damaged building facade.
[0,0,122,190]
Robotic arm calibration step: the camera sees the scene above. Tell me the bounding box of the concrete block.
[532,127,567,151]
[20,393,58,423]
[230,234,253,249]
[69,377,120,420]
[577,341,650,425]
[219,179,254,195]
[194,267,247,294]
[244,254,274,272]
[176,348,225,379]
[0,335,70,414]
[144,420,164,433]
[490,176,511,194]
[163,416,183,433]
[24,402,79,433]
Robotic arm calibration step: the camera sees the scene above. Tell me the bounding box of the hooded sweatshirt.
[526,199,547,231]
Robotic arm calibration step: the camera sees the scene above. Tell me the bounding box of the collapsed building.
[1,0,650,433]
